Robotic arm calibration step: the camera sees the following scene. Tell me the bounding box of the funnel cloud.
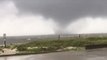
[0,0,107,36]
[14,0,107,25]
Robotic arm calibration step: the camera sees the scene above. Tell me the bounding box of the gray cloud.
[0,0,7,2]
[13,0,107,26]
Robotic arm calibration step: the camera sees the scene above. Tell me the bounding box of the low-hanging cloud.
[1,0,107,36]
[14,0,107,26]
[0,1,58,36]
[67,17,107,34]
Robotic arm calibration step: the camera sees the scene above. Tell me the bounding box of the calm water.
[0,48,107,60]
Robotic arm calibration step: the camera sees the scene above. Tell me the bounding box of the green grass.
[16,37,107,53]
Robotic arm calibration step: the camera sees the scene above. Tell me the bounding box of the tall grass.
[16,37,107,53]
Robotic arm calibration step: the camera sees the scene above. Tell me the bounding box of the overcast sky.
[0,0,107,36]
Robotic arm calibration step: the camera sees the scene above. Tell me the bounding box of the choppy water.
[0,48,107,60]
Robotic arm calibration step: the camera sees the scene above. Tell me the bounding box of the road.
[0,48,107,60]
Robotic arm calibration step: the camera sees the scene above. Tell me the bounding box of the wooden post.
[79,34,80,38]
[3,33,6,48]
[58,34,60,40]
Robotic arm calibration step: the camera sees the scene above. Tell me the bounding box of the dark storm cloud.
[0,0,7,2]
[13,0,107,26]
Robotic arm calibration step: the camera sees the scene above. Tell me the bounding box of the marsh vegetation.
[14,37,107,54]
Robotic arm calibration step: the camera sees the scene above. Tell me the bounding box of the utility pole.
[3,33,6,48]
